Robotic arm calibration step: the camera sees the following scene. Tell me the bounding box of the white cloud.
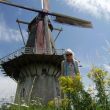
[103,64,110,72]
[64,0,110,20]
[0,74,17,100]
[0,15,27,42]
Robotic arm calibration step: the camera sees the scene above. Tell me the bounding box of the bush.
[58,67,110,110]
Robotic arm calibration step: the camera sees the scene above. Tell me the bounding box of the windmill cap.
[65,48,74,56]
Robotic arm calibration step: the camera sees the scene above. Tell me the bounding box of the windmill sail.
[53,12,92,28]
[43,0,49,11]
[0,0,92,28]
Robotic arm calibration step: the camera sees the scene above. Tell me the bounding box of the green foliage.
[1,66,110,110]
[59,74,83,94]
[48,97,71,110]
[88,66,110,110]
[58,67,110,110]
[59,74,94,110]
[6,104,55,110]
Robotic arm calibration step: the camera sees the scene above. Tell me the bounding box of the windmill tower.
[0,0,92,104]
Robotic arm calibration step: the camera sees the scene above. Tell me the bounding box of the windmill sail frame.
[0,0,92,28]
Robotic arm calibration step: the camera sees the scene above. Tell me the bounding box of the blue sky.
[0,0,110,100]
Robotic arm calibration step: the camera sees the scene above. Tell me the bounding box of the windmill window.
[42,68,47,75]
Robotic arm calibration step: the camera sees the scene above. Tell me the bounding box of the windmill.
[0,0,92,104]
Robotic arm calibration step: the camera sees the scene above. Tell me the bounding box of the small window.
[42,68,47,75]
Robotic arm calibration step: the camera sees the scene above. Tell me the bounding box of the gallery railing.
[0,47,65,64]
